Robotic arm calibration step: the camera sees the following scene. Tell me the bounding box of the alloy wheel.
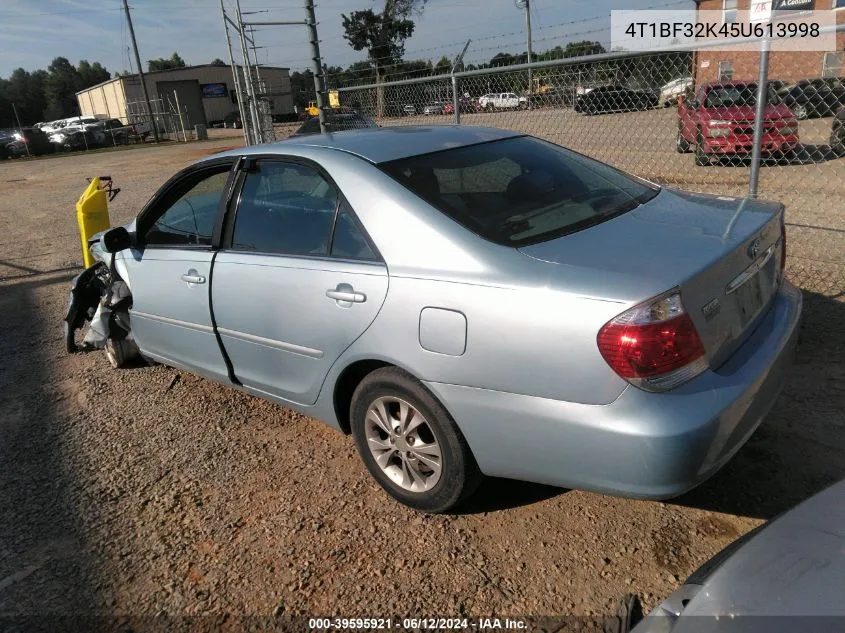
[364,396,442,492]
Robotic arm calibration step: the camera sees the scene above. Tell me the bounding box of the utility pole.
[235,0,263,144]
[516,0,533,109]
[220,0,249,145]
[305,0,327,133]
[122,0,159,143]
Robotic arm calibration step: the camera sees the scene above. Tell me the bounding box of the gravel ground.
[0,122,843,630]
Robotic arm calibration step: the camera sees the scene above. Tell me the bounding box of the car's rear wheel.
[676,127,691,153]
[694,130,710,166]
[793,104,808,120]
[832,129,845,156]
[350,367,482,513]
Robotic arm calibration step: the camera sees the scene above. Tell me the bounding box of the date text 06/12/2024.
[308,617,528,630]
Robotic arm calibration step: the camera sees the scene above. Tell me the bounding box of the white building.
[75,64,293,127]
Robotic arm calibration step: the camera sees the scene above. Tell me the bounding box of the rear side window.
[379,136,659,246]
[231,161,338,255]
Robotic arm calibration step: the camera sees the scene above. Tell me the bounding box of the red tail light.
[597,290,707,392]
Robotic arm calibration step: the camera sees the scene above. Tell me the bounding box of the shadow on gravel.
[456,477,564,515]
[0,272,100,624]
[671,289,845,521]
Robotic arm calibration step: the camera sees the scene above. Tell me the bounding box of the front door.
[122,161,234,379]
[211,158,388,405]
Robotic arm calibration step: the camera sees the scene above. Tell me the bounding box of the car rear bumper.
[703,133,799,154]
[424,279,802,499]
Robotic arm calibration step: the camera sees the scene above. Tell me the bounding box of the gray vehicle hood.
[635,479,845,632]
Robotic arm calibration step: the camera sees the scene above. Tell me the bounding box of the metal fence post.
[748,37,771,199]
[305,0,327,134]
[452,75,461,124]
[451,40,471,125]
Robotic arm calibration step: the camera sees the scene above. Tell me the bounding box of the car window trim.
[219,154,383,263]
[136,157,238,251]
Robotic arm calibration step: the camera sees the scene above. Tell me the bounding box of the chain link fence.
[125,97,195,143]
[336,31,845,299]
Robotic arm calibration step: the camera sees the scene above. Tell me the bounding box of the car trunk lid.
[519,188,785,369]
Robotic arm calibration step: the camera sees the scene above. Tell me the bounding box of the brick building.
[694,0,845,83]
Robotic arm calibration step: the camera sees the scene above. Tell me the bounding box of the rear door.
[122,159,236,379]
[211,157,388,405]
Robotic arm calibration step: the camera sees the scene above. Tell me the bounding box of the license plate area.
[729,245,778,329]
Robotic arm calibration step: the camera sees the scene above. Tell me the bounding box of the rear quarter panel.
[342,276,630,406]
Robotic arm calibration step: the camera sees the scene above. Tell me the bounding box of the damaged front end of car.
[64,229,141,368]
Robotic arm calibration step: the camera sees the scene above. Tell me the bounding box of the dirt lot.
[1,120,844,629]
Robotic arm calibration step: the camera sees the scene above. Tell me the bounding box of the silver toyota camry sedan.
[66,126,802,513]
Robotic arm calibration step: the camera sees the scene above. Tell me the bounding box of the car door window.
[231,161,338,256]
[144,166,231,247]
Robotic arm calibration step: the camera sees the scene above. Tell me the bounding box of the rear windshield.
[379,136,659,246]
[705,84,781,107]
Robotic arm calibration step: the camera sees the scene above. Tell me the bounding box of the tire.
[676,127,691,153]
[485,103,494,112]
[694,130,710,166]
[105,337,137,369]
[793,104,808,120]
[350,367,483,513]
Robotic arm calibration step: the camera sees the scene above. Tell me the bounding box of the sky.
[0,0,694,78]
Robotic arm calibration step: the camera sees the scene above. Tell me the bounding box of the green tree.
[210,58,227,66]
[434,55,451,74]
[1,68,49,125]
[148,52,187,72]
[341,0,427,116]
[45,57,81,119]
[77,60,110,89]
[563,40,606,58]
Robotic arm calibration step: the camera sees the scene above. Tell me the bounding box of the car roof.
[220,125,522,164]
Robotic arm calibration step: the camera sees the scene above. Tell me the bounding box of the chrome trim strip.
[726,243,777,295]
[217,327,324,359]
[131,310,215,333]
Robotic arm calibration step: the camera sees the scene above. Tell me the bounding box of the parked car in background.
[775,77,845,120]
[831,107,845,155]
[49,125,100,151]
[72,125,800,513]
[677,81,799,166]
[0,129,17,159]
[632,479,845,633]
[402,104,417,116]
[95,118,134,145]
[574,85,658,114]
[49,118,134,150]
[477,92,527,110]
[442,98,483,115]
[659,76,693,107]
[6,127,53,157]
[291,111,378,136]
[222,111,242,129]
[423,102,447,116]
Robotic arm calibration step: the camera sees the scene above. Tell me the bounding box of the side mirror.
[102,226,134,253]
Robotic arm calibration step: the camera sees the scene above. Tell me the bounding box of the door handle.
[181,269,206,285]
[326,283,366,304]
